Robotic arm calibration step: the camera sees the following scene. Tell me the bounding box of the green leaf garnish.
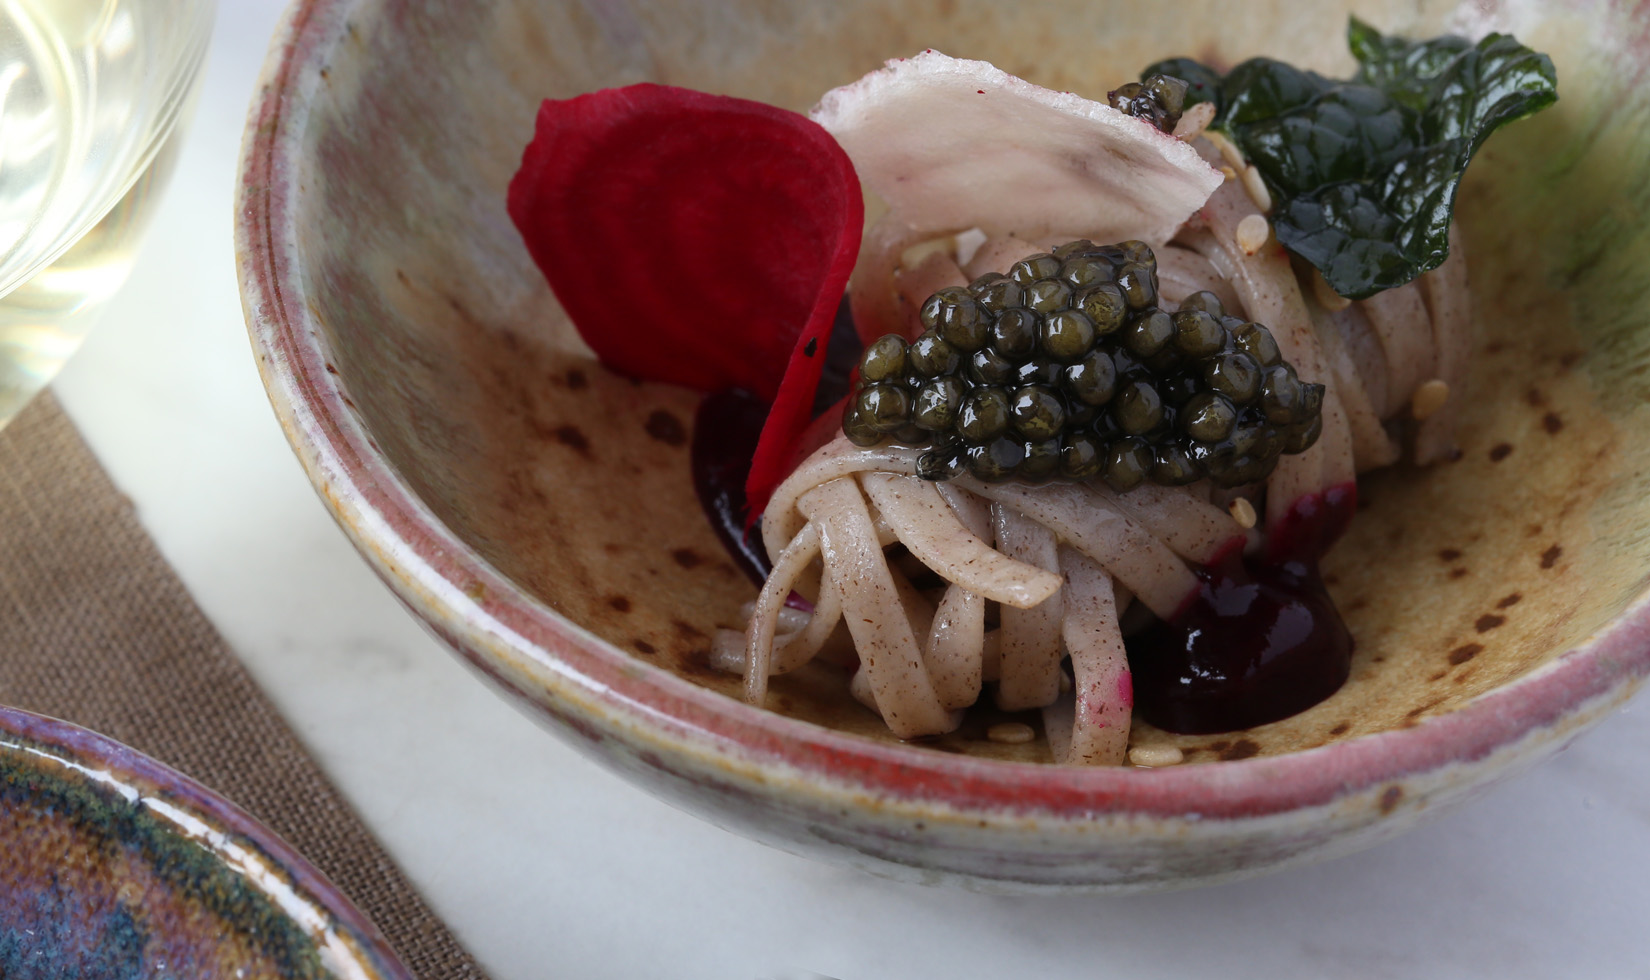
[1145,18,1557,299]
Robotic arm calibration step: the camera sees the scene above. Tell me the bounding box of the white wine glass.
[0,0,214,427]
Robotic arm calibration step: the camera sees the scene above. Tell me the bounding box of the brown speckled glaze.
[237,0,1650,889]
[0,706,413,978]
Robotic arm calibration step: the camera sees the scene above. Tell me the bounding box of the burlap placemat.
[0,392,486,980]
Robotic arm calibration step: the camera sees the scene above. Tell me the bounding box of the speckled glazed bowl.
[237,0,1650,890]
[0,705,414,977]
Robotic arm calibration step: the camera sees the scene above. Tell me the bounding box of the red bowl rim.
[236,0,1650,825]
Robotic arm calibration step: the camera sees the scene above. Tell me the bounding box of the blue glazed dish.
[0,705,415,980]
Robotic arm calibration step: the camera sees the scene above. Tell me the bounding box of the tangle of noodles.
[717,94,1471,765]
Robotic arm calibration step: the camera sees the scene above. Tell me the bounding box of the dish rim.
[235,0,1650,826]
[0,703,414,979]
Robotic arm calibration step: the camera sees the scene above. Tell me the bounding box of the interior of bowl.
[290,0,1650,763]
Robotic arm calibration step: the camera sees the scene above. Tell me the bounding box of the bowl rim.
[235,0,1650,825]
[0,704,414,979]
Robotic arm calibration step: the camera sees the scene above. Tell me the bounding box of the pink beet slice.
[507,84,863,517]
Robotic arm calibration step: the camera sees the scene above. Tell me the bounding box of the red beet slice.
[507,84,863,517]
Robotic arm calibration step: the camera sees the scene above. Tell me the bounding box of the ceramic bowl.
[236,0,1650,890]
[0,705,414,978]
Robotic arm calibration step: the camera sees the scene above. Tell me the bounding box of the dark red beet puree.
[692,390,774,584]
[1127,483,1358,734]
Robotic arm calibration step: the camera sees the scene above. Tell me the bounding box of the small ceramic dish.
[0,705,414,978]
[237,0,1650,890]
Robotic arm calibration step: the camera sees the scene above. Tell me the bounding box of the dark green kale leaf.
[1144,19,1556,299]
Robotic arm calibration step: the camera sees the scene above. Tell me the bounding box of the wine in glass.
[0,0,213,427]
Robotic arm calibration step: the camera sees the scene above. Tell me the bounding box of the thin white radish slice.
[812,50,1222,248]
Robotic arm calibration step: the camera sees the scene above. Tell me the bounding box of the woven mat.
[0,392,486,980]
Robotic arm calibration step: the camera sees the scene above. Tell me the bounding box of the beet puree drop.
[1126,485,1358,734]
[691,389,773,584]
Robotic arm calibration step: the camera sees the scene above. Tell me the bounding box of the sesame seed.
[954,227,988,266]
[1205,129,1246,170]
[1172,100,1216,141]
[1411,379,1451,421]
[1128,744,1185,767]
[987,722,1035,745]
[1228,497,1258,529]
[1241,165,1272,212]
[1235,213,1270,255]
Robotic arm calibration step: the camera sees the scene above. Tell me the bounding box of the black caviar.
[1106,73,1190,133]
[843,240,1325,492]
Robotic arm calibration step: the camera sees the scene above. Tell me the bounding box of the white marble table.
[52,2,1650,977]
